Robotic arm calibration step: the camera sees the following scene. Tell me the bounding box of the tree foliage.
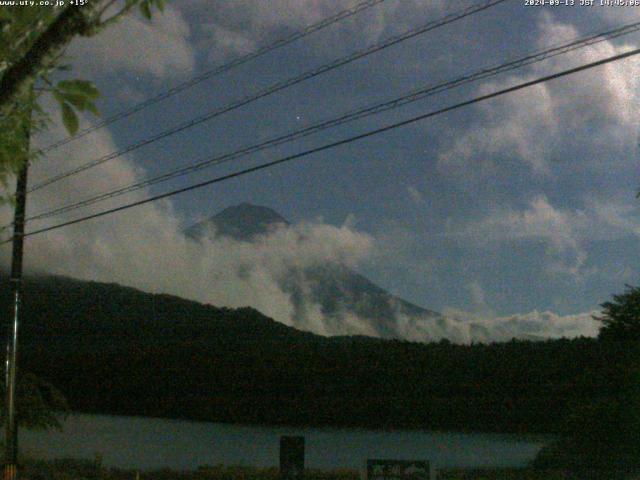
[0,273,623,435]
[533,286,640,478]
[0,372,69,431]
[0,0,165,199]
[0,0,164,430]
[595,284,640,341]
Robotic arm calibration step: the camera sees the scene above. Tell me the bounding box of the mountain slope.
[185,203,445,340]
[185,203,289,242]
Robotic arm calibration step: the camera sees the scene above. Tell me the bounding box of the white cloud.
[588,198,640,239]
[438,82,557,178]
[441,308,600,343]
[69,5,196,80]
[447,195,588,275]
[1,6,625,348]
[434,11,640,277]
[201,23,257,62]
[0,115,600,345]
[448,192,640,266]
[407,185,425,206]
[467,280,494,318]
[0,110,375,335]
[373,304,601,344]
[444,188,640,282]
[437,13,640,182]
[183,0,446,62]
[590,3,640,23]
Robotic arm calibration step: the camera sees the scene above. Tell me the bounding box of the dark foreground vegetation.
[20,460,358,480]
[2,275,640,477]
[0,274,623,433]
[15,458,578,480]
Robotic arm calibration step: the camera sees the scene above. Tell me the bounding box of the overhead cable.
[29,0,508,193]
[37,0,389,154]
[25,19,640,223]
[8,46,639,242]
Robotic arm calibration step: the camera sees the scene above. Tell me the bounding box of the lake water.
[20,414,549,472]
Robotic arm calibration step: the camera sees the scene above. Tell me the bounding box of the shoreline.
[54,411,556,441]
[18,458,566,480]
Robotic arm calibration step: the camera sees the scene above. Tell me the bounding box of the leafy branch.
[0,0,165,199]
[0,0,164,117]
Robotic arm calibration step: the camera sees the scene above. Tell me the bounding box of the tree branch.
[0,3,102,116]
[96,0,120,20]
[98,2,139,30]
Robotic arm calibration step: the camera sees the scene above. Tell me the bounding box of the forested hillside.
[0,274,622,433]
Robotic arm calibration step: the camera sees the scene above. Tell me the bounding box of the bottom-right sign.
[367,459,433,480]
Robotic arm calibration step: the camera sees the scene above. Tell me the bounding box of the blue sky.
[3,0,640,340]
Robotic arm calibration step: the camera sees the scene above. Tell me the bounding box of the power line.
[24,19,640,223]
[7,46,639,243]
[28,20,640,221]
[37,0,389,154]
[28,0,508,193]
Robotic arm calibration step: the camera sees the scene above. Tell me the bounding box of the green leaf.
[60,91,89,110]
[53,80,100,119]
[52,89,65,106]
[53,89,88,113]
[140,1,152,19]
[57,79,99,100]
[85,101,100,117]
[61,102,79,135]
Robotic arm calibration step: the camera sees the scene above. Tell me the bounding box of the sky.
[2,0,640,342]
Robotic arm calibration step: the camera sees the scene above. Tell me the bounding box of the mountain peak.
[184,203,443,339]
[185,203,289,241]
[218,203,288,222]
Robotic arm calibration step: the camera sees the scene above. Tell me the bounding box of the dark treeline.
[0,274,626,434]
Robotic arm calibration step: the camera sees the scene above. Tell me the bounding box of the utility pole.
[3,115,30,480]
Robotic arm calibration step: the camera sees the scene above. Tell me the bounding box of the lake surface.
[20,414,549,472]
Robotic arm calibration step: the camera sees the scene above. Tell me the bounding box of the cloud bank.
[181,0,446,63]
[436,13,640,287]
[437,13,640,182]
[0,111,600,344]
[68,5,196,81]
[3,9,625,345]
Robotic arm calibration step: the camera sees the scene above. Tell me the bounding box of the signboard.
[367,460,431,480]
[280,436,305,480]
